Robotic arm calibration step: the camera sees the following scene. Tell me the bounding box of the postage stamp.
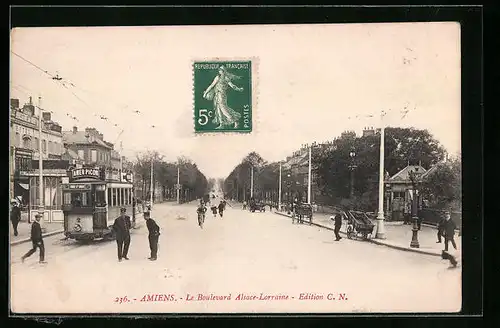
[193,61,252,133]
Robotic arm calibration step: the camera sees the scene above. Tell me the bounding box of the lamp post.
[375,111,386,239]
[348,147,357,199]
[409,169,420,248]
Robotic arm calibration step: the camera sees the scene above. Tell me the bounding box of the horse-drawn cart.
[345,210,375,240]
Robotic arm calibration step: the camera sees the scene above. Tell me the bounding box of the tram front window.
[63,191,92,207]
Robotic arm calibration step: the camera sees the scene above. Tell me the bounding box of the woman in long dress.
[203,65,244,129]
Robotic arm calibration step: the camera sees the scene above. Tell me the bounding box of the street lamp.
[348,147,357,199]
[409,169,421,248]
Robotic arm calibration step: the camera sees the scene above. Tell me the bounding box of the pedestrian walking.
[11,200,21,236]
[113,207,131,262]
[242,200,247,210]
[218,201,225,218]
[332,213,343,241]
[144,211,160,261]
[211,205,218,218]
[436,215,446,243]
[21,213,46,264]
[443,210,457,252]
[403,202,411,225]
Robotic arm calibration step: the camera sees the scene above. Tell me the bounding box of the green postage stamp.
[193,61,252,133]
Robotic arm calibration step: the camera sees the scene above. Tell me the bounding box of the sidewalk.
[274,211,461,257]
[9,219,64,246]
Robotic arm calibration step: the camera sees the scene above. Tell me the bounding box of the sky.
[10,23,461,179]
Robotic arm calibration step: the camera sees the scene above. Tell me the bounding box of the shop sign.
[70,167,103,181]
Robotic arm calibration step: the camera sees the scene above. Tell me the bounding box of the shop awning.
[17,182,29,190]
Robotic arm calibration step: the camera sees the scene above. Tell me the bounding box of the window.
[121,189,125,206]
[34,137,39,150]
[15,132,20,147]
[77,149,84,159]
[107,188,111,206]
[112,188,117,207]
[91,149,97,163]
[23,136,32,149]
[42,140,47,153]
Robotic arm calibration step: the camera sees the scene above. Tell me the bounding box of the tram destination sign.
[62,184,92,191]
[70,167,103,181]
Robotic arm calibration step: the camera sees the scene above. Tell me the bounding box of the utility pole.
[150,157,154,210]
[250,166,254,198]
[375,111,386,239]
[37,96,45,230]
[119,141,123,178]
[307,145,312,203]
[278,161,282,211]
[176,164,180,204]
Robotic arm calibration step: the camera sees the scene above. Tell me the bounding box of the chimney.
[98,133,103,140]
[42,112,51,121]
[10,98,19,109]
[73,126,78,134]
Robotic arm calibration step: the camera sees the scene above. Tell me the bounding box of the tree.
[421,156,461,210]
[312,127,446,210]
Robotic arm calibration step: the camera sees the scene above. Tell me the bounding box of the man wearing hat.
[331,213,343,241]
[21,213,45,263]
[113,207,132,262]
[10,200,21,236]
[144,211,160,261]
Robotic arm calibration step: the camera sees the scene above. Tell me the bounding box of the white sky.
[10,23,461,179]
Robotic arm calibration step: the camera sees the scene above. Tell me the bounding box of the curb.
[273,212,441,257]
[10,230,64,247]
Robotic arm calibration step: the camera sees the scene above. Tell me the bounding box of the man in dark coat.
[443,211,457,251]
[218,201,225,218]
[144,211,160,261]
[11,200,21,236]
[21,213,46,263]
[113,207,131,262]
[332,213,343,241]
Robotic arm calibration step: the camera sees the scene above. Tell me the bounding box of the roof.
[420,164,439,180]
[388,165,427,182]
[63,148,79,159]
[62,131,112,149]
[282,151,308,169]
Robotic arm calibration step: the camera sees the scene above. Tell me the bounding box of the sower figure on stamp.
[113,207,131,262]
[11,199,21,236]
[203,65,243,129]
[144,211,160,261]
[21,213,46,264]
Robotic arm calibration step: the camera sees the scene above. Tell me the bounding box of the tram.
[62,166,144,241]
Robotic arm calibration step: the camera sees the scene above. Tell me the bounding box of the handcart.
[345,210,375,240]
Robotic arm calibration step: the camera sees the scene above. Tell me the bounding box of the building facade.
[62,126,114,167]
[385,164,427,221]
[10,97,64,208]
